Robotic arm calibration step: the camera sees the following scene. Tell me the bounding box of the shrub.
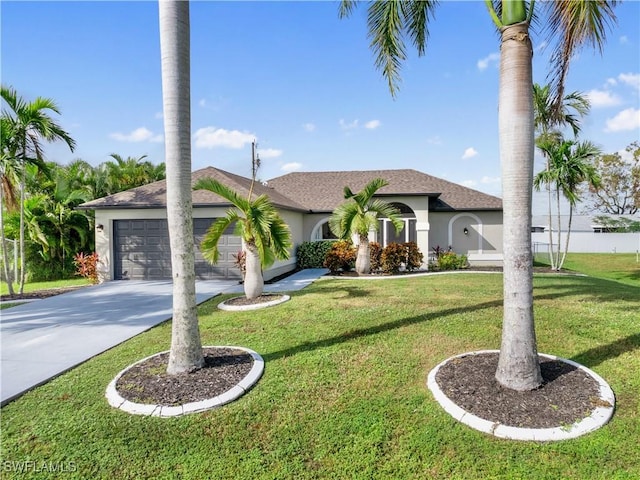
[232,250,246,278]
[74,252,100,284]
[380,242,406,274]
[430,246,468,271]
[404,241,424,271]
[369,241,382,273]
[323,240,356,274]
[296,241,336,269]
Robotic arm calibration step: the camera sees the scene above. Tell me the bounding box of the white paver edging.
[106,346,264,417]
[427,350,615,442]
[218,294,290,311]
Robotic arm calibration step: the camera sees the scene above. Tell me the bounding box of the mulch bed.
[223,294,285,307]
[115,347,254,406]
[435,352,608,428]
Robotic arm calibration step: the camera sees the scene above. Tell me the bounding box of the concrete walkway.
[0,269,327,406]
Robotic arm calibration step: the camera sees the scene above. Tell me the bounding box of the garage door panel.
[114,218,239,280]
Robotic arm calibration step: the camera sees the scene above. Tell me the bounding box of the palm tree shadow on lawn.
[114,286,626,429]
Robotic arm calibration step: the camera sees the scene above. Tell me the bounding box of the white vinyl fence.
[532,232,640,254]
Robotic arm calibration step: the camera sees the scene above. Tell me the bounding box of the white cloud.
[303,123,316,132]
[477,52,499,71]
[281,162,302,172]
[460,179,477,188]
[364,119,381,130]
[426,136,442,145]
[605,108,640,132]
[618,73,640,91]
[620,35,628,45]
[339,119,359,131]
[480,176,501,184]
[258,148,283,159]
[109,127,163,143]
[586,89,622,108]
[462,147,478,160]
[154,111,163,120]
[193,127,254,149]
[198,98,208,108]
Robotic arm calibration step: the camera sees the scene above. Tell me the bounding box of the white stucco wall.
[94,207,304,281]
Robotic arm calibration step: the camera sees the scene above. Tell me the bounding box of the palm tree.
[1,85,75,293]
[193,177,292,300]
[329,178,403,275]
[534,138,601,270]
[1,116,19,293]
[533,83,590,270]
[159,0,204,375]
[340,1,618,391]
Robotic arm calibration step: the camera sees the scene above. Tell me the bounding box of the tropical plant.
[340,0,618,391]
[159,0,204,374]
[534,138,601,270]
[533,83,591,270]
[329,178,403,275]
[380,242,405,274]
[194,175,292,299]
[323,240,356,274]
[73,252,100,284]
[1,84,75,293]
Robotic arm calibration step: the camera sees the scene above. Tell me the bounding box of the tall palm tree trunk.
[495,21,542,391]
[545,164,556,270]
[560,204,574,270]
[555,186,562,270]
[18,159,25,293]
[0,183,15,295]
[159,0,204,375]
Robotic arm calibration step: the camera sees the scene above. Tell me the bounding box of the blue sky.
[2,1,639,214]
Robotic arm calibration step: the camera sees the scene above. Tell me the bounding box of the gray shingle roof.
[78,167,307,211]
[79,167,502,212]
[266,169,502,211]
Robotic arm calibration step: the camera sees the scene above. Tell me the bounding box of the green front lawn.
[1,256,638,479]
[0,278,89,296]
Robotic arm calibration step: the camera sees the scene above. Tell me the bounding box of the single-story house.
[78,167,504,281]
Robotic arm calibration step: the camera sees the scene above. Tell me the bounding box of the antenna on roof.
[248,140,260,201]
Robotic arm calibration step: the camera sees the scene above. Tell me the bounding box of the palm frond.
[367,0,407,98]
[200,213,240,264]
[544,0,618,113]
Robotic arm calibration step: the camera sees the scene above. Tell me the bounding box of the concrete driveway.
[0,280,234,406]
[0,269,327,406]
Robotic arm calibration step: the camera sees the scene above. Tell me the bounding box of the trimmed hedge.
[296,240,336,269]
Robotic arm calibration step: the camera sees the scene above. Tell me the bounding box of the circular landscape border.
[218,294,290,311]
[106,346,264,417]
[427,350,615,441]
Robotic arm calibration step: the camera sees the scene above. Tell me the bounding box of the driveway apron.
[0,280,235,406]
[0,269,327,406]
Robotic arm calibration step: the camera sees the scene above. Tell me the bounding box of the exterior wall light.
[463,227,469,235]
[97,224,104,232]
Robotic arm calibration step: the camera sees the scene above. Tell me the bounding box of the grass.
[1,255,639,479]
[0,278,89,296]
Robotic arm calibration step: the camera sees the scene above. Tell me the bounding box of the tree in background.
[533,83,590,270]
[339,0,618,391]
[534,138,601,270]
[584,141,639,215]
[329,178,402,275]
[1,85,75,293]
[159,0,204,374]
